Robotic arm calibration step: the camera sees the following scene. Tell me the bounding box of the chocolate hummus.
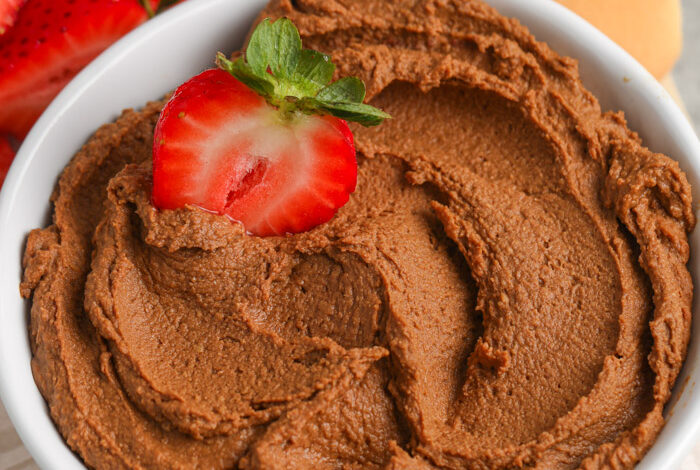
[20,0,695,468]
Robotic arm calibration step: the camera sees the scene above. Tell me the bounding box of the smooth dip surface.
[20,0,695,468]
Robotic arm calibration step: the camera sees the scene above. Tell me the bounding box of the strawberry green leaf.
[293,49,335,92]
[246,19,273,76]
[317,77,365,104]
[247,18,301,80]
[217,53,275,98]
[318,102,392,127]
[218,17,391,126]
[295,96,324,114]
[271,19,303,78]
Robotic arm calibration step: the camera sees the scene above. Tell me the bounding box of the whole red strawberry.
[0,0,185,139]
[0,0,26,34]
[152,18,390,237]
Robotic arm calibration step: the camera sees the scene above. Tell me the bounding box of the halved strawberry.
[153,69,357,236]
[0,0,178,139]
[0,0,26,35]
[152,18,389,236]
[0,134,16,188]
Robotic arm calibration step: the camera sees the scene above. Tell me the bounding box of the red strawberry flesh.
[0,0,26,34]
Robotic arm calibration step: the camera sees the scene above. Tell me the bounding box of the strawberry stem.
[139,0,181,18]
[156,0,183,14]
[139,0,155,18]
[278,96,300,121]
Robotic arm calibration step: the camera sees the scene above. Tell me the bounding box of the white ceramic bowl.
[1,0,699,468]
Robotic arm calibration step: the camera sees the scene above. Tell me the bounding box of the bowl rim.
[1,0,699,468]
